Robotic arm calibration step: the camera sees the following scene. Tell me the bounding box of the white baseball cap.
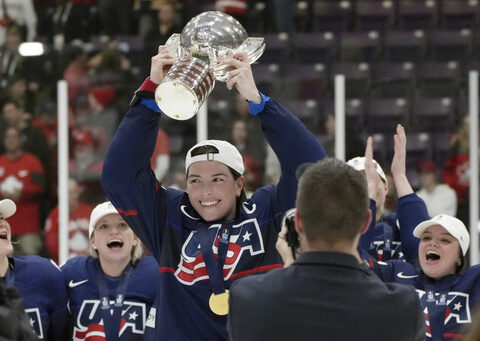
[413,214,470,256]
[346,156,387,184]
[88,201,120,238]
[0,199,16,219]
[185,140,244,175]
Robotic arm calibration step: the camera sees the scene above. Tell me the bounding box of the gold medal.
[209,290,230,315]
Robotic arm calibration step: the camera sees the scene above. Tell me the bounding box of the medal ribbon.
[197,225,230,296]
[95,261,133,341]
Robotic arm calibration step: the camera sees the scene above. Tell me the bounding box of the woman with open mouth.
[370,214,479,340]
[0,198,70,340]
[61,201,159,340]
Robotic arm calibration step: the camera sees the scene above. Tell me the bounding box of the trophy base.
[155,81,199,121]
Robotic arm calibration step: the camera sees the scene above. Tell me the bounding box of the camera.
[283,209,299,259]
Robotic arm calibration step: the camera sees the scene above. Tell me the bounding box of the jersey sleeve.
[101,101,169,259]
[359,199,377,252]
[255,99,327,231]
[396,193,430,264]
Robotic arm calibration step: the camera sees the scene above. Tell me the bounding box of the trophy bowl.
[155,11,265,120]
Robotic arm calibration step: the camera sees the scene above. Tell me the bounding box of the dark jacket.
[228,251,425,341]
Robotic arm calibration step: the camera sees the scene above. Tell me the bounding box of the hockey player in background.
[0,198,70,340]
[61,201,159,340]
[100,45,326,340]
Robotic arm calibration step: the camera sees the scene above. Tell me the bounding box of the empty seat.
[355,0,395,32]
[384,30,428,62]
[284,63,330,100]
[429,29,474,62]
[366,97,410,133]
[416,61,462,98]
[411,97,455,133]
[291,32,337,64]
[371,61,416,98]
[339,31,382,62]
[261,33,291,64]
[398,0,439,30]
[284,98,321,131]
[441,0,479,29]
[333,62,372,99]
[251,63,284,96]
[294,0,312,32]
[311,0,354,32]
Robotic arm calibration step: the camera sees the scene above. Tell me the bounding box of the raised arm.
[101,46,178,258]
[220,52,326,227]
[390,125,429,263]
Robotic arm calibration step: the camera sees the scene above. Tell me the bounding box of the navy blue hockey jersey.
[101,97,326,340]
[4,256,70,340]
[61,256,158,341]
[371,260,480,340]
[359,193,429,263]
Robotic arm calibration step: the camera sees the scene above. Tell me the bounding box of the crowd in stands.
[0,0,476,260]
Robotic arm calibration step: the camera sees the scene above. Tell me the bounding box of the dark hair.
[456,252,465,274]
[296,158,369,244]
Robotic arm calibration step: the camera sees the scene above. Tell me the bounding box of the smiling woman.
[368,214,480,340]
[60,201,160,341]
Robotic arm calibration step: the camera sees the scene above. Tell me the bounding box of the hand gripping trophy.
[155,11,265,120]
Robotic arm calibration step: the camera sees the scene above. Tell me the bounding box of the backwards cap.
[413,214,470,256]
[0,199,16,219]
[185,140,244,175]
[346,156,388,184]
[88,201,120,238]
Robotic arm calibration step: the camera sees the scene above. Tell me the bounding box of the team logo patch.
[25,308,43,339]
[175,218,265,285]
[73,300,146,340]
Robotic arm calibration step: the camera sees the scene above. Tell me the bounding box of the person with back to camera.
[228,158,425,341]
[0,198,71,340]
[356,131,480,340]
[100,45,326,340]
[61,201,159,341]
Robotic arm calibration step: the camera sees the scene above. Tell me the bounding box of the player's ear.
[90,237,97,250]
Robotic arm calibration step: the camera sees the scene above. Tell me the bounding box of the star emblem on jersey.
[68,279,89,288]
[454,302,462,311]
[242,231,252,242]
[129,311,138,320]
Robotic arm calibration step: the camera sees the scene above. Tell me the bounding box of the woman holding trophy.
[101,11,326,341]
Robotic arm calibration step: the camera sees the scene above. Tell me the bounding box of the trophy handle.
[165,34,182,58]
[212,38,266,82]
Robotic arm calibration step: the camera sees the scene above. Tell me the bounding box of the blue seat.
[311,0,354,32]
[398,0,439,30]
[384,30,428,62]
[441,0,479,29]
[339,31,382,62]
[355,0,395,32]
[371,61,416,98]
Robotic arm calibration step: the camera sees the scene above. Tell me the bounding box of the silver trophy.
[155,11,265,120]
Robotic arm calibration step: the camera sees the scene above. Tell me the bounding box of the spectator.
[44,178,93,264]
[0,25,27,89]
[97,0,134,37]
[215,0,248,30]
[0,126,45,255]
[416,160,457,217]
[228,158,425,341]
[1,98,49,170]
[0,0,37,45]
[62,43,90,105]
[0,198,70,339]
[141,0,182,76]
[443,115,472,226]
[74,86,119,157]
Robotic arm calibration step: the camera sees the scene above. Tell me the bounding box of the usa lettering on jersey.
[416,289,471,339]
[175,218,265,285]
[25,308,43,339]
[73,300,146,340]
